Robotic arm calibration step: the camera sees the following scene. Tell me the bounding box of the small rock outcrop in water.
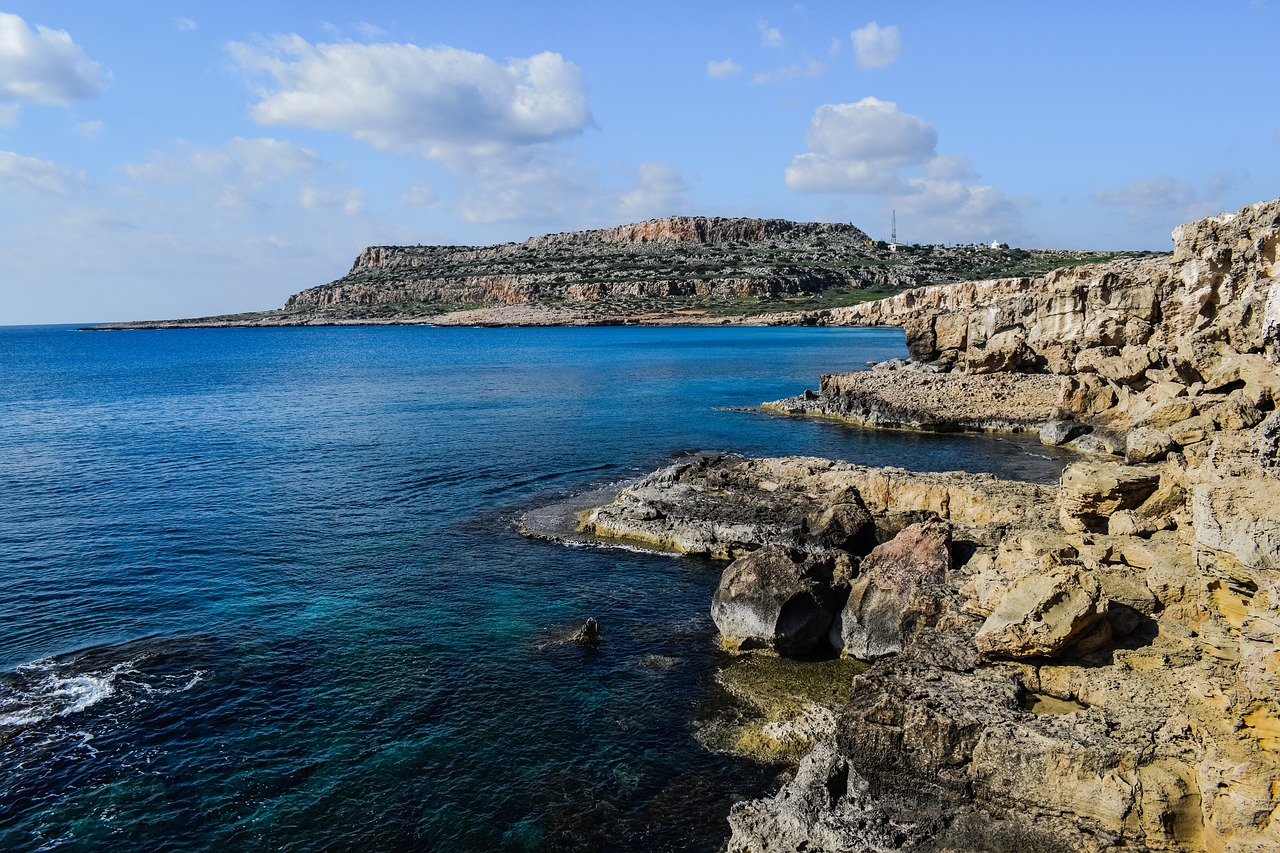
[570,618,600,647]
[576,199,1280,852]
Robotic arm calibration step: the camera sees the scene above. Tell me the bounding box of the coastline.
[77,303,825,331]
[550,199,1280,852]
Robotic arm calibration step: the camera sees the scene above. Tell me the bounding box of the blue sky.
[2,1,1278,324]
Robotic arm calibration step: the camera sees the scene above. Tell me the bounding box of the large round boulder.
[712,545,840,658]
[831,519,952,659]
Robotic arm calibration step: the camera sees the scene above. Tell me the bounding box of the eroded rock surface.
[580,199,1280,852]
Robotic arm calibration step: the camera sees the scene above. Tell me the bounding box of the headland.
[84,215,1145,330]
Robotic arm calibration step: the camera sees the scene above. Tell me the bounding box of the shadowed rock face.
[711,546,843,657]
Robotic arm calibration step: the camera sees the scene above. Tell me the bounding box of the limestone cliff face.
[824,200,1280,387]
[522,215,869,247]
[286,218,880,311]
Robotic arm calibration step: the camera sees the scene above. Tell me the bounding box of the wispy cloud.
[618,162,689,219]
[0,150,85,194]
[706,59,742,80]
[757,21,785,48]
[751,60,825,85]
[74,119,103,138]
[1093,174,1231,227]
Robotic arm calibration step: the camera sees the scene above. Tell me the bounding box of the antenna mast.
[891,209,897,243]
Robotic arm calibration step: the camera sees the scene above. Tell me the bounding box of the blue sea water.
[0,324,1073,851]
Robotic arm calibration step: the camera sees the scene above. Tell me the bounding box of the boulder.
[712,545,840,657]
[975,568,1110,659]
[1134,397,1196,430]
[1125,426,1174,464]
[1059,461,1161,533]
[1192,481,1280,571]
[959,530,1078,619]
[1204,352,1280,409]
[1211,393,1265,431]
[1062,373,1119,416]
[1039,418,1084,446]
[967,329,1035,375]
[832,520,952,659]
[1076,344,1157,384]
[1166,414,1215,447]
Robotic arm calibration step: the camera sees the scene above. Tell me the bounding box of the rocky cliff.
[573,199,1280,852]
[282,215,1134,320]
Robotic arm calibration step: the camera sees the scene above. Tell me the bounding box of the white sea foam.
[0,661,132,728]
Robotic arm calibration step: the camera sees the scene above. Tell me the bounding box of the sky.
[2,2,1278,325]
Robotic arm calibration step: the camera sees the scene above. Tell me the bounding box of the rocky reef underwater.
[547,199,1280,852]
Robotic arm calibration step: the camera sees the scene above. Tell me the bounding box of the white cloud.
[851,22,901,70]
[786,155,905,194]
[126,137,322,189]
[793,98,936,171]
[0,150,83,194]
[894,179,1024,243]
[229,36,593,165]
[74,119,104,138]
[827,37,843,57]
[618,162,689,219]
[175,17,198,32]
[785,98,1025,242]
[751,60,826,85]
[401,183,440,207]
[758,21,785,48]
[0,13,109,104]
[706,59,742,80]
[299,185,365,215]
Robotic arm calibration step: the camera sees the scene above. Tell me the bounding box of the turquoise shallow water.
[0,324,1074,851]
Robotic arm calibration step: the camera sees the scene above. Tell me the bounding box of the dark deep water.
[0,324,1074,851]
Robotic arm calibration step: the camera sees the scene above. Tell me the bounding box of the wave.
[0,636,207,731]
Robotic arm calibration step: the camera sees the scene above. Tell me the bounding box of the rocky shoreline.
[554,199,1280,851]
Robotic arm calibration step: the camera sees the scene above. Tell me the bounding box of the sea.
[0,324,1074,851]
